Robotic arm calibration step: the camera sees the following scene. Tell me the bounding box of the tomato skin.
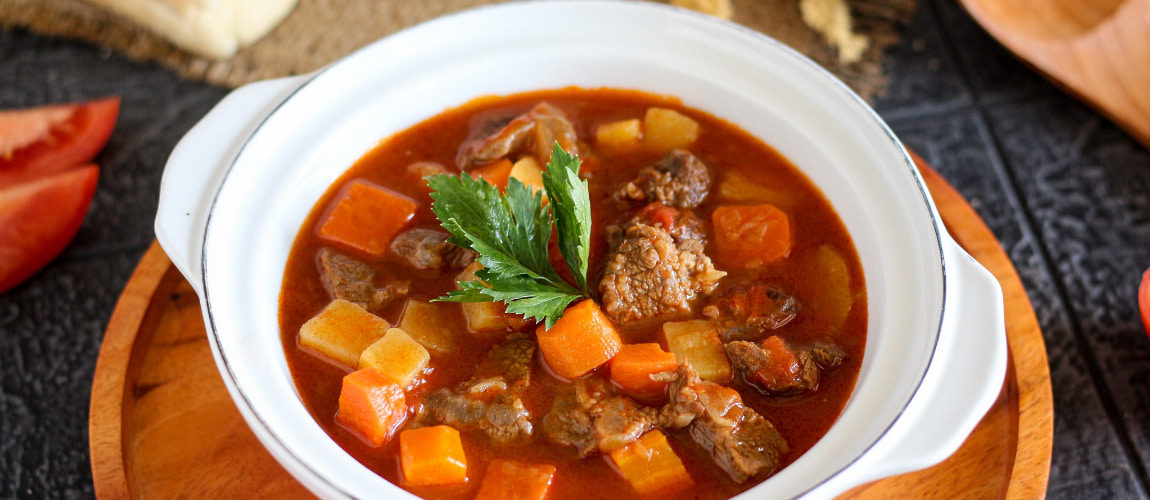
[0,165,99,293]
[1140,267,1150,337]
[0,97,119,188]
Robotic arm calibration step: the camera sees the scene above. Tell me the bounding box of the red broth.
[279,88,866,500]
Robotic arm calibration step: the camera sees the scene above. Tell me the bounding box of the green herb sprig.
[427,143,593,329]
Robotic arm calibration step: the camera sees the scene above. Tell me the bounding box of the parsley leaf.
[428,142,593,328]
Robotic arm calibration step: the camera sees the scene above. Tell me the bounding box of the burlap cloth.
[0,0,915,101]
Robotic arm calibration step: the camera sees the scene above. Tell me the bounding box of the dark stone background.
[1,0,1148,498]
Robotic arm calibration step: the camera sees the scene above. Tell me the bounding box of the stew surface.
[279,88,867,500]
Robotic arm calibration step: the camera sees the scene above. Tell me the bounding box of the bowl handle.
[815,235,1009,497]
[154,75,308,295]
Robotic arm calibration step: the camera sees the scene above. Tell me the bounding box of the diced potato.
[643,107,699,152]
[660,319,731,383]
[595,118,642,151]
[805,244,854,334]
[717,170,801,212]
[457,262,530,337]
[397,299,463,355]
[299,299,390,368]
[608,429,693,495]
[509,156,545,191]
[359,328,431,388]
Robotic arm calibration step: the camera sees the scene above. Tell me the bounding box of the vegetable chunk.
[474,459,557,500]
[661,320,731,383]
[336,368,407,447]
[318,180,417,257]
[397,299,464,354]
[712,204,791,268]
[595,118,642,151]
[535,299,622,379]
[609,343,679,399]
[358,327,430,388]
[400,425,468,486]
[299,299,390,368]
[608,429,693,495]
[643,107,699,152]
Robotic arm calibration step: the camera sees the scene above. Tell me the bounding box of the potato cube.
[717,170,800,212]
[595,118,642,151]
[509,156,545,191]
[397,299,462,354]
[457,262,530,337]
[359,328,431,388]
[299,299,390,368]
[643,107,699,152]
[660,319,731,383]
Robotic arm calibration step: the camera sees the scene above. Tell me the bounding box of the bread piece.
[82,0,298,59]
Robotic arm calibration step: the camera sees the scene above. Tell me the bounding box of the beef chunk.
[690,406,788,484]
[542,378,660,456]
[389,228,476,271]
[458,102,580,169]
[317,248,409,309]
[488,332,535,390]
[599,212,726,323]
[725,336,846,395]
[672,364,788,483]
[614,149,711,208]
[703,284,798,340]
[419,377,533,445]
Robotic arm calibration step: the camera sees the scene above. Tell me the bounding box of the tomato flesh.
[1140,267,1150,337]
[0,97,120,188]
[0,165,99,293]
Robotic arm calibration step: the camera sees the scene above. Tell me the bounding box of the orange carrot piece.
[318,180,418,257]
[608,429,693,495]
[474,459,557,500]
[335,368,407,447]
[399,425,468,486]
[469,158,514,190]
[711,204,791,268]
[536,299,623,379]
[609,343,679,399]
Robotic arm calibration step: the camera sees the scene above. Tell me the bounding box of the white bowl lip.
[194,1,949,498]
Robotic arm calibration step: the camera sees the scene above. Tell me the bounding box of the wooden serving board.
[89,157,1054,499]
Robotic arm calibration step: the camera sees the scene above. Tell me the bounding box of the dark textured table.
[2,0,1148,498]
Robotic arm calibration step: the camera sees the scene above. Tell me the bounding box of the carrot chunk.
[609,343,679,399]
[335,368,407,447]
[470,158,515,190]
[535,299,623,380]
[608,429,693,495]
[318,180,417,257]
[712,204,791,268]
[474,459,557,500]
[399,425,468,486]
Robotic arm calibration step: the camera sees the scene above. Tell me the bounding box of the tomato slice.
[0,97,119,188]
[0,165,99,293]
[1140,267,1150,337]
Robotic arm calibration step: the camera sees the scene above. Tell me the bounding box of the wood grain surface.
[957,0,1150,150]
[88,159,1053,499]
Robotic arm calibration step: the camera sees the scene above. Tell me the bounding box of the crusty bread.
[82,0,298,59]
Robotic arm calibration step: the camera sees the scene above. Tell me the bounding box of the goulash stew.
[279,88,866,500]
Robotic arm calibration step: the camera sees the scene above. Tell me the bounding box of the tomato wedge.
[1140,267,1150,337]
[0,97,119,188]
[0,165,99,293]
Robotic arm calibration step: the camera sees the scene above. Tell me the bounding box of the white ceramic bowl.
[154,1,1007,498]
